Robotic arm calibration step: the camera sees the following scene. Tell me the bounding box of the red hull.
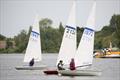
[43,70,58,75]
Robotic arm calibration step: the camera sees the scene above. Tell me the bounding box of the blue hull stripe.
[32,31,40,35]
[66,25,76,30]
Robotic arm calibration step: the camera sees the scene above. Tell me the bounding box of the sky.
[0,0,120,37]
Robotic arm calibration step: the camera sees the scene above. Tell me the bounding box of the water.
[0,53,120,80]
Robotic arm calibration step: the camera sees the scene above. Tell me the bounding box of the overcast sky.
[0,0,120,37]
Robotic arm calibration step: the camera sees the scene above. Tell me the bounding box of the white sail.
[56,1,76,65]
[24,16,41,62]
[75,2,96,67]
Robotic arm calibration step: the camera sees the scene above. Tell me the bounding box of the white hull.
[59,69,101,76]
[15,65,46,70]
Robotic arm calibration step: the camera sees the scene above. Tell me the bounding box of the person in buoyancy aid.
[29,58,34,66]
[57,60,65,70]
[69,58,76,70]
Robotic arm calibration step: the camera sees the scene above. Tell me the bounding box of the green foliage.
[6,38,13,49]
[77,27,84,47]
[39,18,53,28]
[0,48,6,53]
[14,30,28,52]
[41,25,62,53]
[0,38,16,53]
[95,14,120,49]
[0,34,6,40]
[111,15,120,48]
[59,22,64,35]
[0,14,120,53]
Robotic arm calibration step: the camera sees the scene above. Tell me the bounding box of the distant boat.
[94,42,120,58]
[58,1,101,76]
[15,15,46,70]
[102,42,120,58]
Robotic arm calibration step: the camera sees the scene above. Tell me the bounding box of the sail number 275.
[66,28,75,35]
[65,27,76,39]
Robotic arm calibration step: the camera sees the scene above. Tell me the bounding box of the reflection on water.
[0,53,120,80]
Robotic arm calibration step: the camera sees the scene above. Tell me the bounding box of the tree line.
[0,14,120,53]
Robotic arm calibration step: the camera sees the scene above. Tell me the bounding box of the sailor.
[69,58,76,70]
[57,60,65,70]
[29,58,34,66]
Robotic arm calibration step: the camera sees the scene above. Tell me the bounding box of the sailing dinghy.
[15,16,46,70]
[59,1,101,76]
[43,1,76,75]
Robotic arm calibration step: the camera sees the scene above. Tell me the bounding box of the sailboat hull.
[43,70,58,75]
[58,69,101,76]
[15,65,46,70]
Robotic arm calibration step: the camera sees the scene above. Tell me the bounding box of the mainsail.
[57,1,76,65]
[24,16,41,62]
[75,2,96,67]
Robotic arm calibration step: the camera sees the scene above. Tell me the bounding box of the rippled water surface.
[0,53,120,80]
